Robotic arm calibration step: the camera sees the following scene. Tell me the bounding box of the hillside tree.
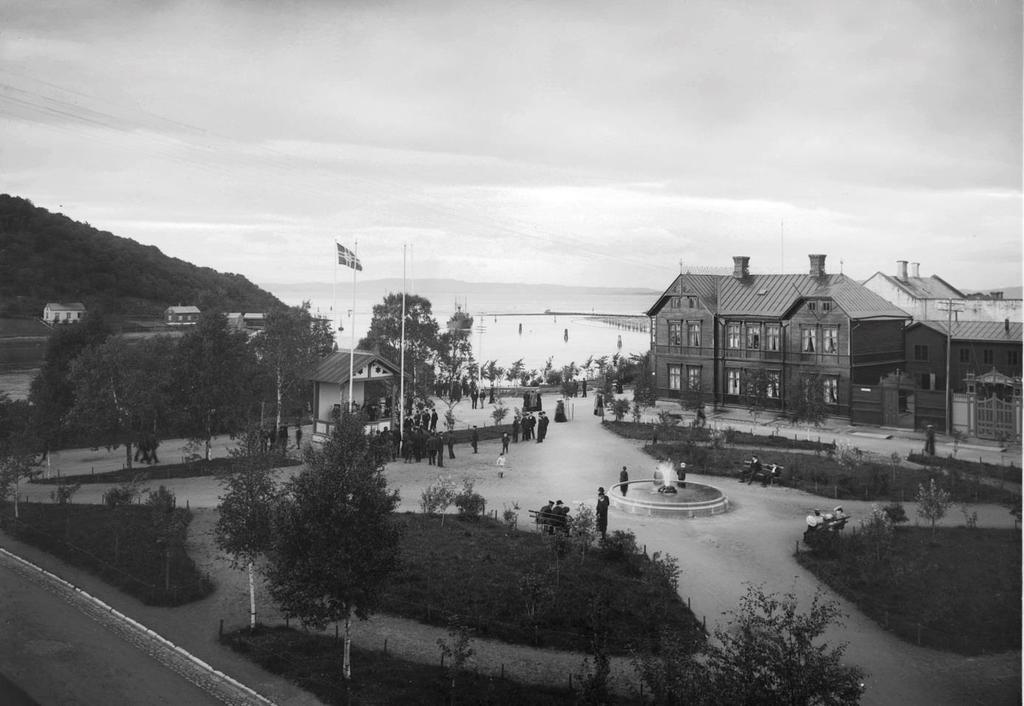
[265,410,403,680]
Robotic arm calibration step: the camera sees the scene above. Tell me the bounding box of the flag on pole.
[337,242,363,271]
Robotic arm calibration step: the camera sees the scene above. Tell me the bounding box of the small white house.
[309,349,402,438]
[165,305,201,325]
[43,302,86,325]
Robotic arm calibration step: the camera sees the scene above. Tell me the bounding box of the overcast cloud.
[1,0,1020,291]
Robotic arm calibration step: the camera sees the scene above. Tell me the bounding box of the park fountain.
[608,461,729,518]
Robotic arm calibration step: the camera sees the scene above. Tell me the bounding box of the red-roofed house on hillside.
[646,254,911,423]
[308,348,401,439]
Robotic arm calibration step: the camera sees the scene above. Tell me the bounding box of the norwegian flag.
[337,243,363,271]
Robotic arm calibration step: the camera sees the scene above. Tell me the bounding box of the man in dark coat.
[445,430,455,459]
[471,425,479,454]
[537,412,549,443]
[430,409,438,432]
[512,415,521,443]
[596,487,610,539]
[501,432,510,453]
[581,379,587,397]
[426,432,438,465]
[619,466,629,496]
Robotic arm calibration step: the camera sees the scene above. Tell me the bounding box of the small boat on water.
[447,305,474,334]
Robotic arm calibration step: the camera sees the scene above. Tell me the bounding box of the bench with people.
[803,506,848,548]
[529,500,571,534]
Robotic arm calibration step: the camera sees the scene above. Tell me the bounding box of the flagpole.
[399,244,407,439]
[348,240,358,413]
[333,241,338,343]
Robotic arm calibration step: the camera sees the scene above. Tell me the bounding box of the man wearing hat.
[596,487,610,539]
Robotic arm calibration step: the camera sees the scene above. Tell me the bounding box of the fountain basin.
[608,480,729,518]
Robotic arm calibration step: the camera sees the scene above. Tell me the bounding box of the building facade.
[647,254,910,421]
[863,260,1022,323]
[165,305,201,325]
[42,302,86,325]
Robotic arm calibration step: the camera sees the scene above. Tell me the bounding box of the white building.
[43,302,86,325]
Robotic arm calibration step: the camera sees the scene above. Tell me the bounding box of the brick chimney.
[896,260,908,280]
[809,254,826,278]
[732,256,750,279]
[910,262,920,278]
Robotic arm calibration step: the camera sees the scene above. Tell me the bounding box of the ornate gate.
[975,396,1017,440]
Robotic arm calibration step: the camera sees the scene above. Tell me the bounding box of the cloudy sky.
[2,0,1021,292]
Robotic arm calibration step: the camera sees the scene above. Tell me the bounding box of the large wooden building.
[646,254,910,420]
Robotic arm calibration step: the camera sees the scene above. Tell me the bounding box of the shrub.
[50,481,81,504]
[600,529,639,561]
[102,477,146,507]
[882,502,908,524]
[454,480,486,520]
[420,475,457,517]
[502,502,520,530]
[145,485,177,512]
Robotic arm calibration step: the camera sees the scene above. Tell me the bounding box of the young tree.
[68,336,175,471]
[434,329,473,423]
[252,304,335,432]
[358,293,440,404]
[915,478,952,536]
[265,411,403,680]
[0,394,41,519]
[215,429,278,629]
[175,311,259,459]
[702,585,864,705]
[788,371,828,426]
[630,352,658,409]
[740,368,772,422]
[505,359,525,388]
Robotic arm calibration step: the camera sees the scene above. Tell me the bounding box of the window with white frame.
[822,326,838,354]
[669,321,682,346]
[726,368,741,395]
[686,365,702,391]
[668,364,682,391]
[823,376,839,404]
[767,370,780,398]
[801,327,816,353]
[727,323,741,349]
[766,324,781,351]
[687,322,701,347]
[746,324,760,349]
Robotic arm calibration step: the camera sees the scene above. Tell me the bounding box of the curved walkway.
[12,395,1023,705]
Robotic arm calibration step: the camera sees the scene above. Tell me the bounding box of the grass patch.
[607,426,1015,505]
[382,514,704,655]
[797,526,1021,655]
[30,454,301,485]
[906,452,1020,485]
[0,501,213,606]
[603,420,836,452]
[221,625,587,706]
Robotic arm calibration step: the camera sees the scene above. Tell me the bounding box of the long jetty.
[479,311,648,332]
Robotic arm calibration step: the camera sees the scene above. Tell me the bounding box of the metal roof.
[717,273,910,319]
[44,302,86,310]
[911,320,1023,342]
[166,305,200,314]
[869,273,964,300]
[309,349,401,384]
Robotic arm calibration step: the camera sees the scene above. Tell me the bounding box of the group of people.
[806,506,848,532]
[512,412,550,443]
[534,487,611,539]
[399,424,454,466]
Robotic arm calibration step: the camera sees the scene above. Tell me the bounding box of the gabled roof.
[309,349,401,384]
[45,302,86,310]
[866,272,964,300]
[166,305,200,314]
[910,320,1023,342]
[717,273,910,319]
[645,273,719,316]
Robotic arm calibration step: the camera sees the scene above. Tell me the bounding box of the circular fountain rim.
[608,480,730,518]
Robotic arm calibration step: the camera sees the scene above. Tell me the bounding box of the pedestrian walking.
[596,487,610,539]
[925,425,936,455]
[471,425,479,454]
[619,466,629,496]
[501,432,510,453]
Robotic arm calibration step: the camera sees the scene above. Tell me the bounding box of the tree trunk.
[275,368,283,431]
[342,612,352,680]
[248,560,257,629]
[13,477,19,519]
[126,441,133,471]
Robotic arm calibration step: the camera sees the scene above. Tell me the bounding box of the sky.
[1,0,1021,293]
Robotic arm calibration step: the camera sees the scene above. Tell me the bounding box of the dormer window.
[822,301,832,313]
[808,301,817,312]
[687,296,697,308]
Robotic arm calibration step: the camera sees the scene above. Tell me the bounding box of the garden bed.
[796,526,1021,655]
[602,420,836,452]
[30,454,302,485]
[0,501,213,606]
[381,514,704,655]
[221,625,589,706]
[906,452,1020,485]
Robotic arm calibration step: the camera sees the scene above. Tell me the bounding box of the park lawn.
[30,454,302,485]
[797,526,1021,655]
[221,626,600,706]
[0,501,213,606]
[381,513,705,656]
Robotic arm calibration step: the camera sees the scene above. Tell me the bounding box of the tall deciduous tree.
[252,304,335,431]
[265,411,403,680]
[435,329,474,420]
[68,336,175,470]
[358,293,440,405]
[788,371,828,426]
[215,428,278,629]
[29,311,113,450]
[175,311,259,458]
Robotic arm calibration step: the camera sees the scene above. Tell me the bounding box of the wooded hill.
[0,195,283,319]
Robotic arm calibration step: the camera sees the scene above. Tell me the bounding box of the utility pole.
[937,299,965,435]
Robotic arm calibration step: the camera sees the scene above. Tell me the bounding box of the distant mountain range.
[0,195,283,319]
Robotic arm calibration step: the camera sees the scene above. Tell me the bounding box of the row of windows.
[666,365,839,404]
[913,345,1020,367]
[667,321,841,354]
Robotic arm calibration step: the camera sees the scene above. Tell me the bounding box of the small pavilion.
[308,349,402,440]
